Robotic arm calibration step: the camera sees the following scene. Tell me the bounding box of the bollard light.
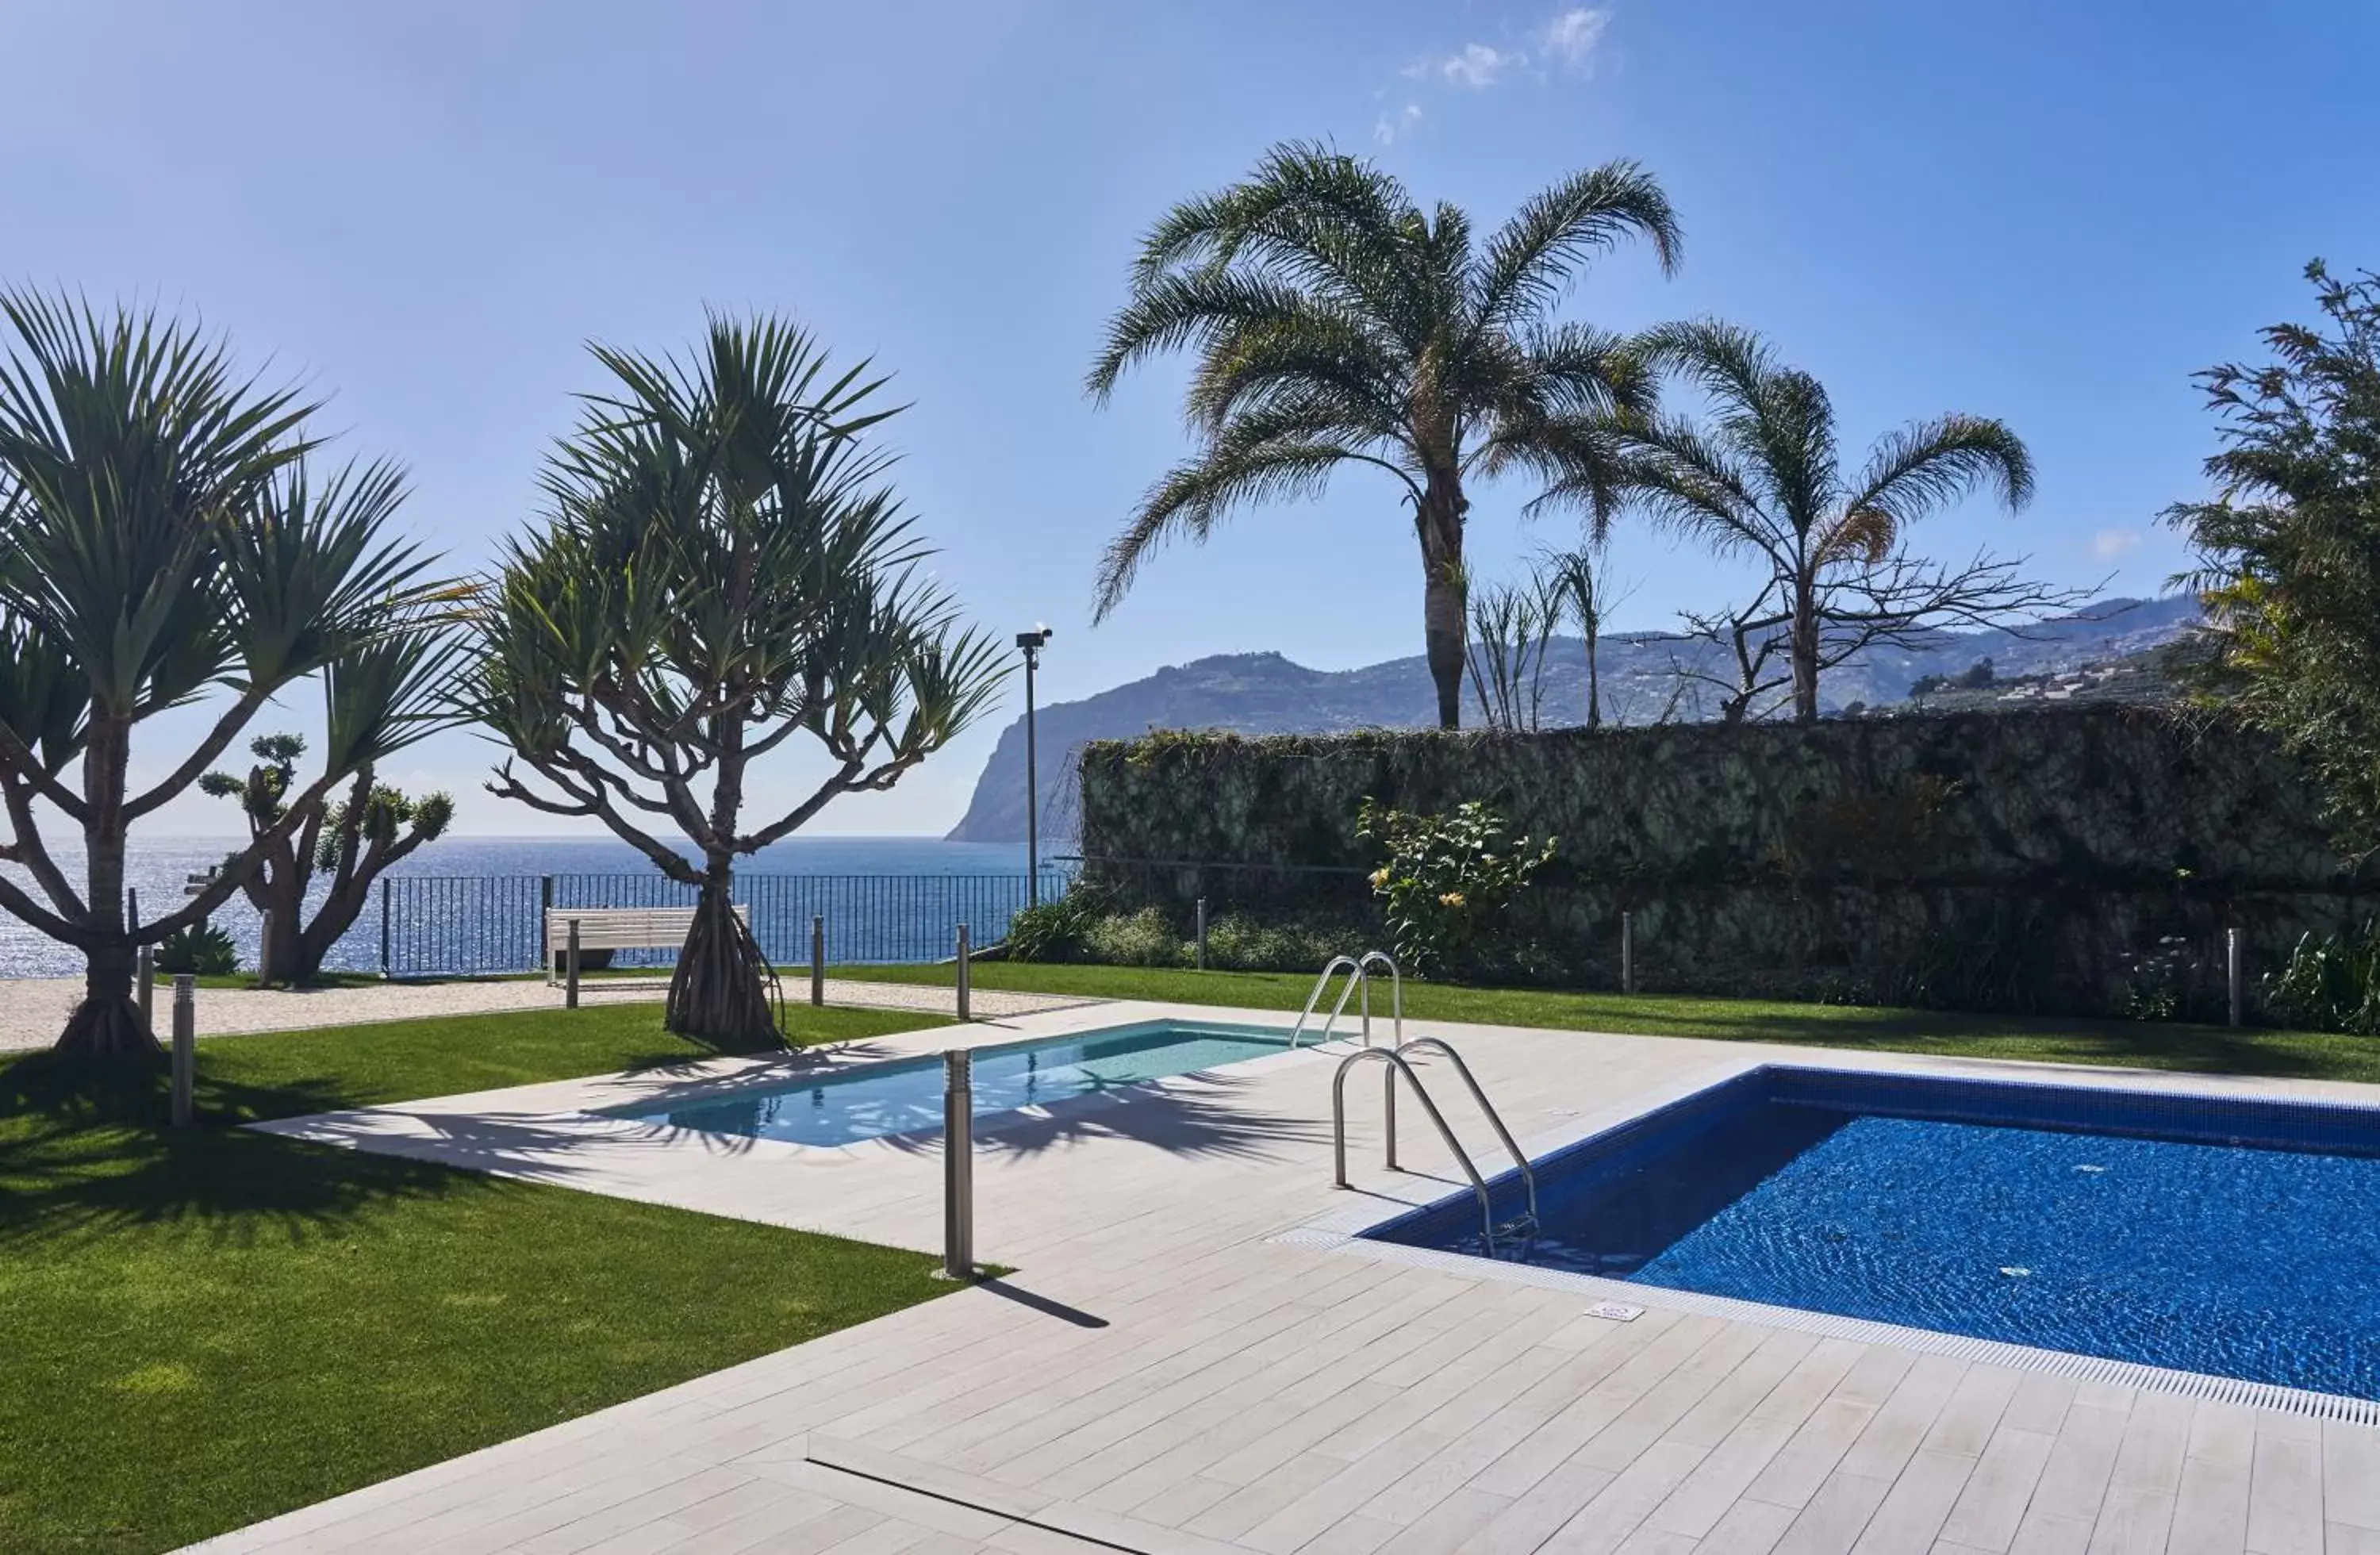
[942,1049,975,1280]
[171,975,197,1128]
[955,923,972,1023]
[566,917,582,1009]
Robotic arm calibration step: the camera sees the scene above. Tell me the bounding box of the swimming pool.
[605,1019,1296,1147]
[1365,1066,2380,1401]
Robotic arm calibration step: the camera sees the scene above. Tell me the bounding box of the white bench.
[543,905,748,983]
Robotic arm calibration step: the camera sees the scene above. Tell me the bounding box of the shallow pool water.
[607,1020,1292,1147]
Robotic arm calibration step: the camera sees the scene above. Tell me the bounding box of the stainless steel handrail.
[1330,1047,1502,1254]
[1356,950,1403,1047]
[1289,956,1362,1049]
[1291,950,1404,1050]
[1395,1037,1537,1231]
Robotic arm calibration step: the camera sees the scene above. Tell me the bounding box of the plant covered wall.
[1077,705,2374,1015]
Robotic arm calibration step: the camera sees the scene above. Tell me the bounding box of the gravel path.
[0,976,1098,1051]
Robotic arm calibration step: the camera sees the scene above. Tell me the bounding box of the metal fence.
[373,870,1076,978]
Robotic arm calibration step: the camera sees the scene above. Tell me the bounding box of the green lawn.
[0,1000,955,1553]
[835,960,2380,1085]
[194,999,948,1118]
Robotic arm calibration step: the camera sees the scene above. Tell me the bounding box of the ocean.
[0,835,1039,980]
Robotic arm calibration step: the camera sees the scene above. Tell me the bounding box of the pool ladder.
[1331,1036,1539,1256]
[1289,950,1403,1049]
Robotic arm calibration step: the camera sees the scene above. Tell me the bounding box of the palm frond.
[1087,271,1326,402]
[1469,160,1682,335]
[1180,310,1406,438]
[1093,424,1367,620]
[1842,413,2035,543]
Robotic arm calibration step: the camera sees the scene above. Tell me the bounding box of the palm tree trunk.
[666,866,776,1046]
[59,716,155,1056]
[1586,624,1603,731]
[1791,571,1821,722]
[1418,476,1468,730]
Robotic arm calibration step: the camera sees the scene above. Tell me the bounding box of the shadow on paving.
[879,1067,1336,1165]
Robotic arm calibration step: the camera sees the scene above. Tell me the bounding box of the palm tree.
[1602,321,2036,721]
[472,316,1008,1045]
[0,294,444,1054]
[1086,143,1682,728]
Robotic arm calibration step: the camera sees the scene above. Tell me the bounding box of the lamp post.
[1015,625,1053,904]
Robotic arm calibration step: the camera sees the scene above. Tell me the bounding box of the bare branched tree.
[1464,576,1560,731]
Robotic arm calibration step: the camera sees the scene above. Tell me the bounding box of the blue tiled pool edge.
[1280,1062,2380,1426]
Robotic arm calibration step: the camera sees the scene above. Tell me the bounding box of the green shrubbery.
[1001,889,1109,962]
[1003,889,1370,976]
[2266,921,2380,1035]
[1357,797,1555,978]
[154,922,239,977]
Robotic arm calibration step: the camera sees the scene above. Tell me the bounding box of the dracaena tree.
[201,626,465,984]
[0,293,443,1054]
[1603,321,2063,721]
[472,317,1008,1046]
[1086,142,1680,728]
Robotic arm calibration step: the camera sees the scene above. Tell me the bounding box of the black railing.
[367,870,1077,978]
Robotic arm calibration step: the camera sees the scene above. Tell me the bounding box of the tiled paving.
[194,1003,2380,1553]
[0,974,1083,1050]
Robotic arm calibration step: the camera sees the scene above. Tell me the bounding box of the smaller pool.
[605,1019,1295,1147]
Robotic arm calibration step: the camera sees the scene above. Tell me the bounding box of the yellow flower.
[1438,891,1465,908]
[1369,868,1390,888]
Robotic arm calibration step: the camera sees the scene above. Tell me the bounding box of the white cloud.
[1412,41,1525,88]
[2091,528,2144,560]
[1541,7,1611,71]
[1373,103,1424,145]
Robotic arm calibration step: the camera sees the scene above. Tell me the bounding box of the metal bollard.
[1621,910,1636,996]
[1195,897,1208,971]
[171,975,196,1128]
[955,923,972,1022]
[810,916,826,1007]
[942,1050,975,1280]
[137,945,155,1033]
[257,908,274,989]
[565,917,582,1009]
[2228,927,2244,1028]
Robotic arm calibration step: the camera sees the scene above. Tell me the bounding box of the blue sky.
[4,0,2374,838]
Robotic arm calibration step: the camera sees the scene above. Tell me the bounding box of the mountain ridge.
[946,595,2203,843]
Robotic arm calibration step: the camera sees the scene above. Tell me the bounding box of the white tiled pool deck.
[199,1002,2380,1555]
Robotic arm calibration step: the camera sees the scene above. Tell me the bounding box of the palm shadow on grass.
[0,1052,492,1248]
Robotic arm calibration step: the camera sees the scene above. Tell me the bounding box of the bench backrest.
[543,904,747,952]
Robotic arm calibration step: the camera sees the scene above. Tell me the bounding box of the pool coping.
[1279,1054,2380,1426]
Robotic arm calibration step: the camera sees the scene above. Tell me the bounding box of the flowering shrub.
[1356,797,1555,977]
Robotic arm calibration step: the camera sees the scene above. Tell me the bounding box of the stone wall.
[1076,705,2376,1014]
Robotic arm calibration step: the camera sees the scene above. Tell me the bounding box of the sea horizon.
[1,833,1050,980]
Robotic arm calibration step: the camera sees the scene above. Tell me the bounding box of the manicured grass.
[0,1001,957,1553]
[194,999,950,1118]
[834,961,2380,1085]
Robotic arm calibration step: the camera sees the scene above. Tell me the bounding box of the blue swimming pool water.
[608,1020,1292,1147]
[1367,1067,2380,1400]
